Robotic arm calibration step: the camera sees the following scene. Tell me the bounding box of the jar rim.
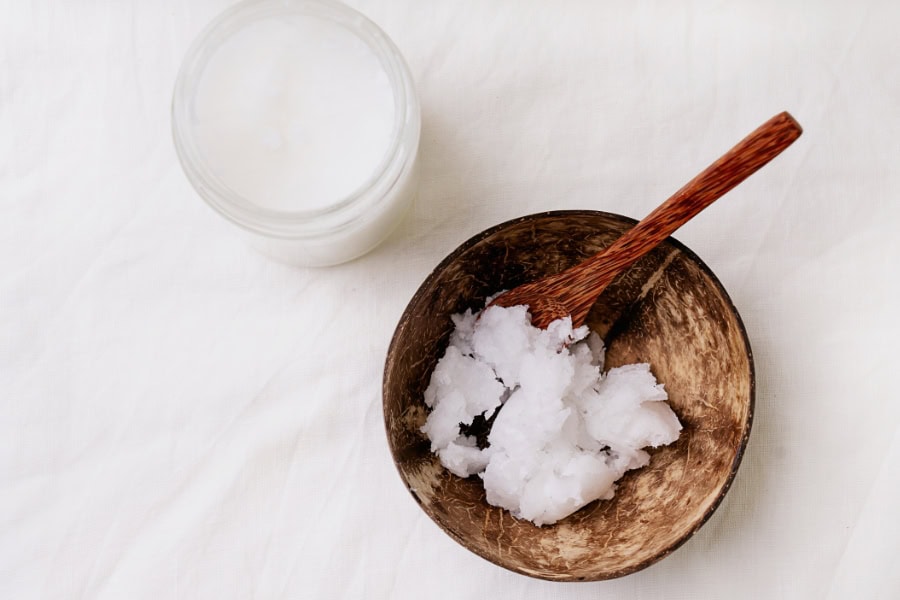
[171,0,420,239]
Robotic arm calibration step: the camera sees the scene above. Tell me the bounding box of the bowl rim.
[382,209,756,581]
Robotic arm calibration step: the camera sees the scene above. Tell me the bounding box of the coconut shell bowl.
[382,210,754,581]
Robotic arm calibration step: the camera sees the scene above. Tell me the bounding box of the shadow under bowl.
[382,210,754,581]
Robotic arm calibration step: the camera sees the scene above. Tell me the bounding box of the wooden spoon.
[489,111,803,329]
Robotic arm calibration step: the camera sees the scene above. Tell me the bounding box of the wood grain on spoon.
[490,111,803,329]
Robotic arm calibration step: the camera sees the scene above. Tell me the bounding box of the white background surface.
[2,1,898,598]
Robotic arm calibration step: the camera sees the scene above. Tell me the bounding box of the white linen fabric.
[2,1,898,598]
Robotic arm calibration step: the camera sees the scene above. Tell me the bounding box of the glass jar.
[172,0,420,266]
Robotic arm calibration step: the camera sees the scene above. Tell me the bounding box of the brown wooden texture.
[383,211,755,581]
[492,112,802,328]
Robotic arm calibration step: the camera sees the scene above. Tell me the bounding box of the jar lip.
[172,0,420,238]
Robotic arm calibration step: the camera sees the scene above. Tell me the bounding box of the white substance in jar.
[192,17,395,212]
[173,0,420,267]
[422,304,683,526]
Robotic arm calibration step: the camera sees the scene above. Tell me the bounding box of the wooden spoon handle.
[567,111,803,311]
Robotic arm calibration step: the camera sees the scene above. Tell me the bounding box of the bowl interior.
[383,211,754,581]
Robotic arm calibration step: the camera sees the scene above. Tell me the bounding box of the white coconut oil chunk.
[191,15,395,212]
[422,304,683,527]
